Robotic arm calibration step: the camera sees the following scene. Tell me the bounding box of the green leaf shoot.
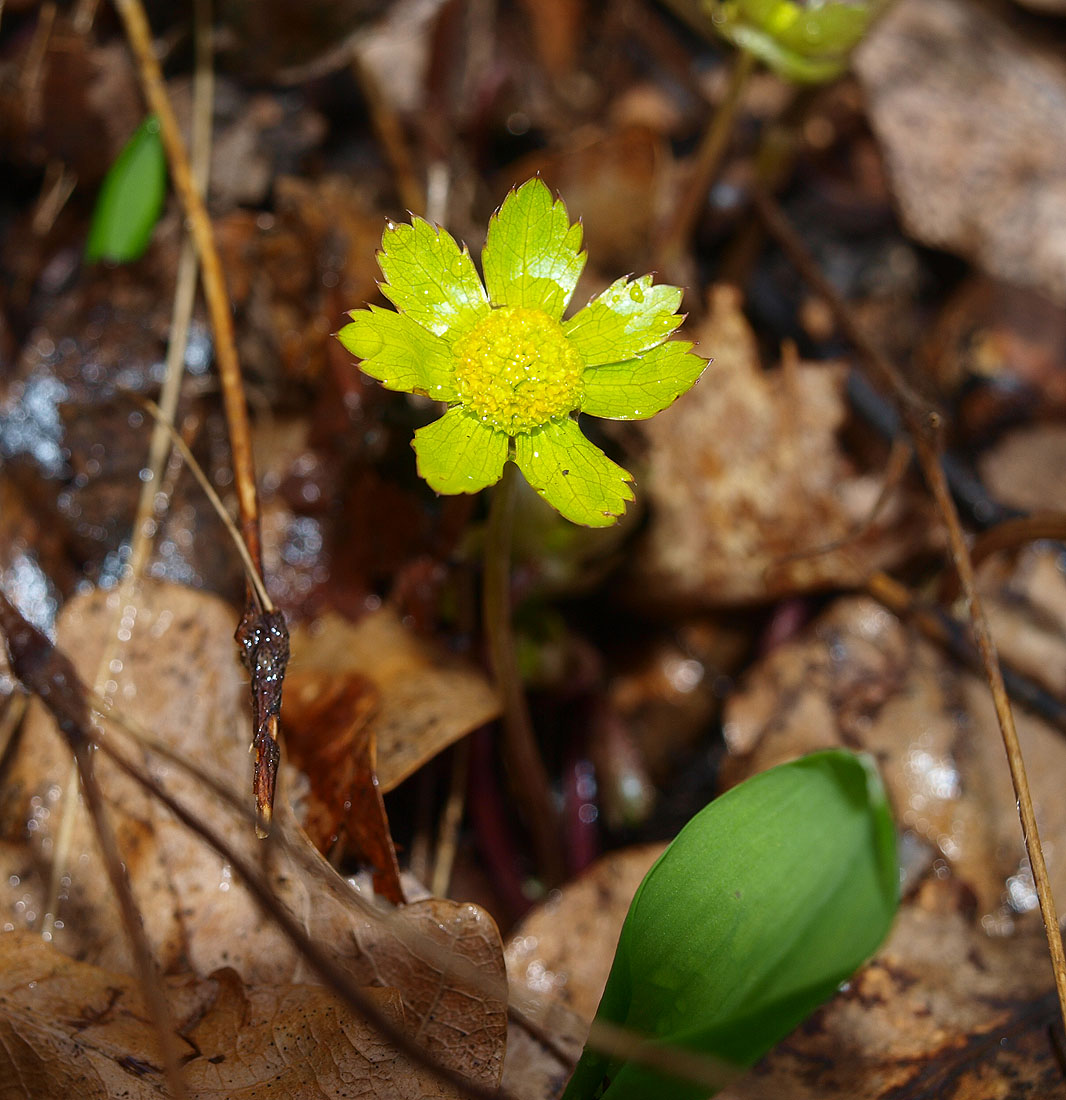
[563,749,899,1099]
[85,115,167,264]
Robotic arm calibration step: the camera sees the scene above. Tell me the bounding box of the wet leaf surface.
[286,610,500,793]
[857,0,1066,304]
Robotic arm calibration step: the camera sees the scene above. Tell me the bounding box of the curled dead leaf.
[632,285,932,606]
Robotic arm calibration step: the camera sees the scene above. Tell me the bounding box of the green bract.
[705,0,884,84]
[563,750,899,1099]
[337,178,705,528]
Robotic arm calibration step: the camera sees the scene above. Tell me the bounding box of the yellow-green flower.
[336,178,706,528]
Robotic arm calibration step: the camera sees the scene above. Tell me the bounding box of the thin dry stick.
[128,0,214,581]
[132,394,272,611]
[73,744,189,1100]
[0,593,188,1099]
[430,738,469,898]
[42,10,217,942]
[939,513,1066,604]
[0,691,26,762]
[753,186,1066,1035]
[866,569,1066,734]
[656,47,757,280]
[353,51,426,216]
[112,0,288,831]
[110,0,262,579]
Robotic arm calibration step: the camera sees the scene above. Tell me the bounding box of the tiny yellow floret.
[452,307,584,433]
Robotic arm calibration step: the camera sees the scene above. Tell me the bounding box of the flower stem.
[483,460,565,888]
[656,46,758,282]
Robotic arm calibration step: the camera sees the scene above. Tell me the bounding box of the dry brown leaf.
[631,285,930,606]
[0,581,507,1090]
[721,593,1066,930]
[718,878,1060,1099]
[282,667,406,905]
[501,845,665,1100]
[287,610,500,792]
[978,424,1066,514]
[856,0,1066,305]
[505,844,664,1027]
[0,931,458,1099]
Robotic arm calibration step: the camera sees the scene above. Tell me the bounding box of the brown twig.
[0,593,189,1100]
[866,570,1066,733]
[656,47,757,284]
[754,186,1066,1037]
[111,0,288,829]
[352,51,426,216]
[939,513,1066,605]
[111,0,261,577]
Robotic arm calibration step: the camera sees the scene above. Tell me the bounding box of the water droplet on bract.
[629,285,644,303]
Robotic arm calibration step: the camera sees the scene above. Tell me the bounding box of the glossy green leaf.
[514,418,634,528]
[564,276,683,368]
[85,115,167,264]
[337,306,457,399]
[377,217,490,341]
[412,407,508,494]
[563,749,899,1100]
[581,341,707,420]
[482,178,586,320]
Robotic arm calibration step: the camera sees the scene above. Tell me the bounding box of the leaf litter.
[5,0,1066,1095]
[0,580,506,1096]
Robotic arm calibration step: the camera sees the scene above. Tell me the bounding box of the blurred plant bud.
[705,0,886,83]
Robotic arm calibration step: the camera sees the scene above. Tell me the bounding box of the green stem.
[656,47,758,281]
[484,460,565,888]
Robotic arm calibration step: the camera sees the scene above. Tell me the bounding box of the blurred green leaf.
[85,115,167,264]
[705,0,885,84]
[563,749,899,1100]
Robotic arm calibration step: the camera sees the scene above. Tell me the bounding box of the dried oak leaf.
[0,581,507,1090]
[855,0,1066,305]
[286,610,500,793]
[631,285,931,607]
[0,931,457,1099]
